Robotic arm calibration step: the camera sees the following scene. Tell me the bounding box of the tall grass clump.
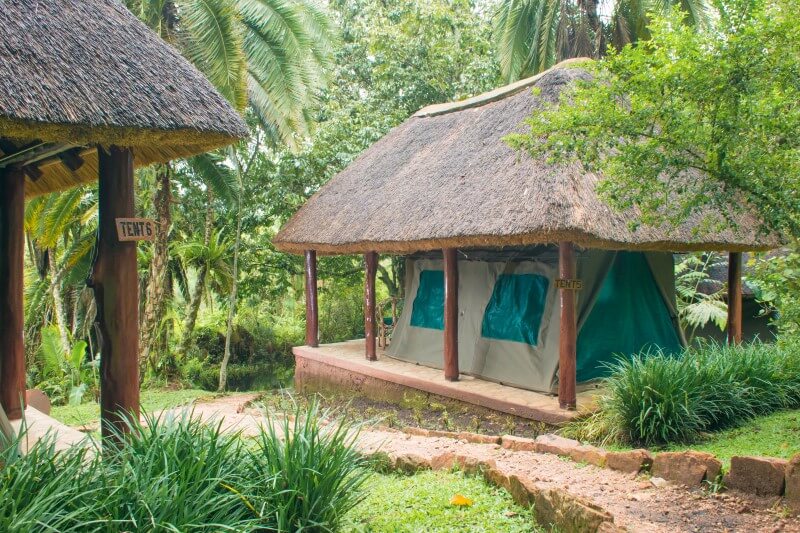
[247,399,372,532]
[568,341,800,447]
[0,403,370,532]
[97,412,257,531]
[0,431,100,532]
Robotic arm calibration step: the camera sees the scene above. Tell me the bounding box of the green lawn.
[343,470,539,532]
[662,409,800,467]
[50,388,213,427]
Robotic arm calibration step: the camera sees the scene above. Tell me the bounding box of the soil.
[254,388,555,438]
[176,393,800,533]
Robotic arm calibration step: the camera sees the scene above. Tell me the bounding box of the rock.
[534,434,581,457]
[458,431,501,444]
[533,488,615,533]
[606,449,653,474]
[507,474,540,507]
[427,429,460,439]
[650,477,670,488]
[786,454,800,512]
[570,444,608,467]
[430,452,494,475]
[392,453,431,473]
[25,389,51,415]
[483,466,510,491]
[501,435,537,452]
[724,456,788,496]
[651,451,722,487]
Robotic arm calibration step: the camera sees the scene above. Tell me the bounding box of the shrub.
[182,360,293,391]
[246,399,372,532]
[571,341,800,447]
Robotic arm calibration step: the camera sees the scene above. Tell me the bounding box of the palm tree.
[125,0,337,375]
[494,0,713,82]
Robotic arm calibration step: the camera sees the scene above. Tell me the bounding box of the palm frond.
[188,152,240,202]
[179,0,249,110]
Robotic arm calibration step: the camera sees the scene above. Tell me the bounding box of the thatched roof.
[274,59,781,255]
[0,0,248,197]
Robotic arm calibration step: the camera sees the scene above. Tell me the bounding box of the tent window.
[481,273,549,345]
[410,270,445,330]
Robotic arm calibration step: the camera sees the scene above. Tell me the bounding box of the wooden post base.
[0,168,25,420]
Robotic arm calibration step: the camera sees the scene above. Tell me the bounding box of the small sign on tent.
[115,218,156,242]
[555,278,582,290]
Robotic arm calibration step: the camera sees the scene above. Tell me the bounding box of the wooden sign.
[555,278,582,290]
[115,218,156,242]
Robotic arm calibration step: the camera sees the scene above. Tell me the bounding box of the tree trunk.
[218,153,243,392]
[177,192,214,360]
[581,0,605,57]
[49,254,71,355]
[139,164,172,375]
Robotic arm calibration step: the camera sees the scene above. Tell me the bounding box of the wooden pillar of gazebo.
[305,250,319,347]
[727,252,743,345]
[93,146,140,439]
[0,168,26,420]
[443,248,459,381]
[364,252,378,361]
[558,241,577,410]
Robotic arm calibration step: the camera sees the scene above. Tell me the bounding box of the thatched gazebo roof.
[274,60,781,255]
[0,0,248,197]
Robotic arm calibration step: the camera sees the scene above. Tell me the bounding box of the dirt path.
[176,393,798,533]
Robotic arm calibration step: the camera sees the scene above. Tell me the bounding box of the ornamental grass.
[565,341,800,447]
[0,399,370,532]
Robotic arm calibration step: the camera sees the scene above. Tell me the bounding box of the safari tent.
[0,0,246,434]
[274,60,781,414]
[388,248,683,393]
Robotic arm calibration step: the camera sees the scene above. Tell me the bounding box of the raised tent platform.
[294,340,598,425]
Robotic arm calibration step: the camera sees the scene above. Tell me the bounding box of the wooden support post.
[305,250,319,347]
[727,251,743,345]
[0,168,26,420]
[443,248,459,381]
[93,146,140,440]
[364,252,378,361]
[558,241,577,410]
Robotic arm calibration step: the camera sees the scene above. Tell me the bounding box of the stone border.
[397,426,800,512]
[368,448,622,533]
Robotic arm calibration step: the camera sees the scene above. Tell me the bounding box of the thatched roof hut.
[274,59,780,255]
[0,0,248,197]
[0,0,247,430]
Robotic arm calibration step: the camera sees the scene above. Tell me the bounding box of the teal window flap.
[577,252,682,381]
[410,270,445,330]
[481,273,549,345]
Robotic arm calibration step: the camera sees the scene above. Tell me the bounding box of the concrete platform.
[294,340,599,425]
[9,406,91,453]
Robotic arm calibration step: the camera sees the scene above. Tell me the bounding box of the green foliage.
[343,469,538,532]
[248,399,372,531]
[493,0,713,82]
[35,326,93,407]
[506,0,800,238]
[576,341,800,446]
[183,360,293,391]
[3,405,369,531]
[675,254,728,341]
[750,244,800,335]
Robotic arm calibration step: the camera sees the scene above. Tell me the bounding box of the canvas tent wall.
[388,247,684,393]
